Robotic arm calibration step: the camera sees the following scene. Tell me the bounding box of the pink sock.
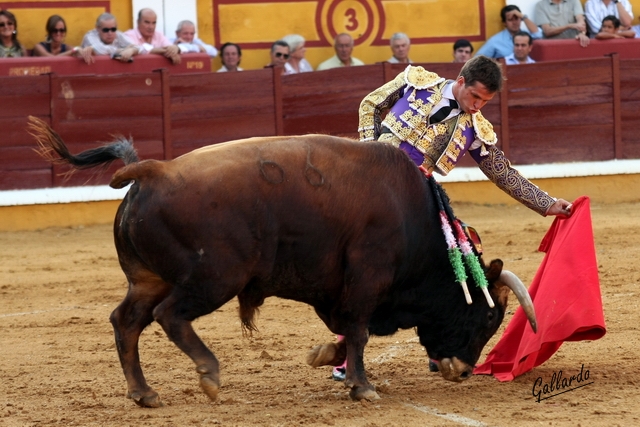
[335,335,346,369]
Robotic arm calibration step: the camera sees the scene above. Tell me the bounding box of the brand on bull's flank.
[532,364,593,402]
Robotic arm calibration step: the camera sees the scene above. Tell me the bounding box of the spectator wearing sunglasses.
[317,33,364,71]
[124,8,180,65]
[0,10,27,58]
[33,15,93,64]
[264,40,290,72]
[81,12,139,62]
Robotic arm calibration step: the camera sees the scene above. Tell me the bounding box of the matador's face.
[453,77,496,115]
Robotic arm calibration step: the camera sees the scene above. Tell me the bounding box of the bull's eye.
[487,311,494,322]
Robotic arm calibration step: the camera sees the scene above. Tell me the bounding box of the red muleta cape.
[474,196,606,381]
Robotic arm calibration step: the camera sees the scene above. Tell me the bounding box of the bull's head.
[416,259,536,382]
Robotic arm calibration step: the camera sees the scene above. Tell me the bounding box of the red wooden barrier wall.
[0,55,636,192]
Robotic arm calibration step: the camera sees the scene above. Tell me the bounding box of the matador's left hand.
[546,198,573,217]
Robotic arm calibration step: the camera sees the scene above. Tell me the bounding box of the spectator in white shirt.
[585,0,633,37]
[282,34,313,74]
[171,20,217,57]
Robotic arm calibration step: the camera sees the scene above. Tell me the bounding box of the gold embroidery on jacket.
[359,66,499,176]
[404,66,445,89]
[358,72,407,141]
[472,112,497,146]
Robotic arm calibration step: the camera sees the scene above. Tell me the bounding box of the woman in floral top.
[0,10,27,58]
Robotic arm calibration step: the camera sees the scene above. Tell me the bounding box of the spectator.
[0,10,27,57]
[171,20,217,57]
[265,40,289,71]
[317,33,364,70]
[595,15,636,38]
[534,0,590,47]
[33,15,93,64]
[282,34,313,74]
[124,8,180,64]
[476,5,542,59]
[388,32,412,63]
[585,0,633,37]
[217,42,243,72]
[632,17,640,37]
[81,12,139,62]
[505,31,536,64]
[453,39,474,63]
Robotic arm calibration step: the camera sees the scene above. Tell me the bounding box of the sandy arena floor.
[1,200,638,427]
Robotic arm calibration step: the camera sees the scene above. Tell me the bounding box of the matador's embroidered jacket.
[358,65,556,216]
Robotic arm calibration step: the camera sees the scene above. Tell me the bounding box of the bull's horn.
[499,270,537,333]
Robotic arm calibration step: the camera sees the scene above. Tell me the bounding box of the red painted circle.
[325,0,375,46]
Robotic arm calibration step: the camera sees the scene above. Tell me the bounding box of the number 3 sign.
[317,0,383,46]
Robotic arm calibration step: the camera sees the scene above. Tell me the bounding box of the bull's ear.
[492,277,511,309]
[485,259,503,282]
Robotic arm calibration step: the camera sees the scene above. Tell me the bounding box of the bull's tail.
[28,116,139,173]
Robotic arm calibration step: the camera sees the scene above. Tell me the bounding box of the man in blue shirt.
[476,5,542,59]
[505,31,536,65]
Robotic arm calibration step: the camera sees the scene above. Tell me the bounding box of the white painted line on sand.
[0,306,87,318]
[403,402,488,427]
[372,337,488,426]
[369,336,419,364]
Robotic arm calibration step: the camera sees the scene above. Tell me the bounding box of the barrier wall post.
[500,62,510,158]
[160,68,173,160]
[611,53,622,159]
[272,67,284,135]
[49,73,62,187]
[382,61,394,82]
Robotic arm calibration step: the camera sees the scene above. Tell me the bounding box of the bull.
[29,116,536,407]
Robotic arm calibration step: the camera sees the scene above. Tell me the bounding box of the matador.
[358,56,572,217]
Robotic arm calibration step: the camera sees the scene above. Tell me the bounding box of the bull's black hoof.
[429,360,439,372]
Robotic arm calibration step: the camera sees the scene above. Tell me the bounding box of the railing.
[1,53,638,191]
[0,53,212,76]
[530,38,640,62]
